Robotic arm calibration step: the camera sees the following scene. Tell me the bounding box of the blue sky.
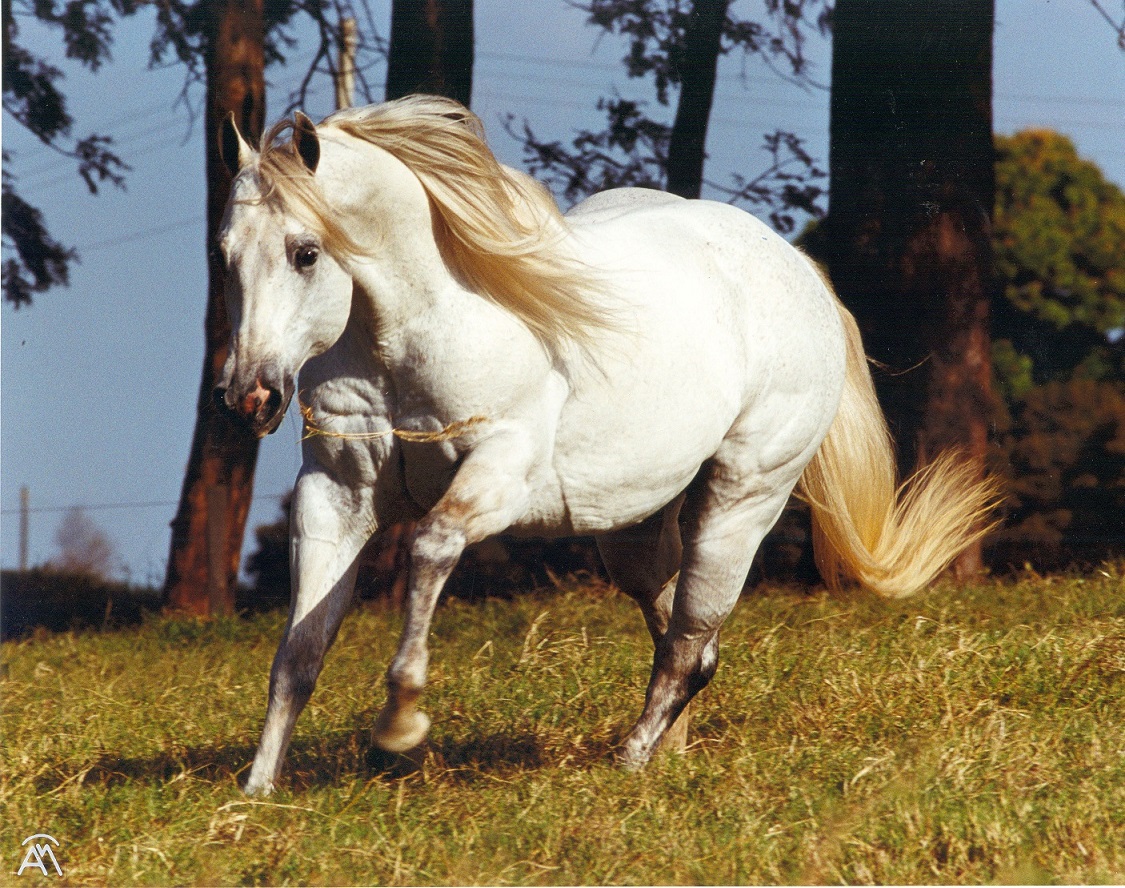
[2,1,1123,583]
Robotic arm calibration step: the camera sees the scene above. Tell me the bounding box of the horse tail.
[796,283,1001,598]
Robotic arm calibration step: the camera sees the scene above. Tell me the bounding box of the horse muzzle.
[213,373,293,438]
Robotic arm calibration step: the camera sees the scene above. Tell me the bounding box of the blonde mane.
[255,95,611,359]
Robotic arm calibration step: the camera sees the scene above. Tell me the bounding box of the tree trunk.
[165,0,266,615]
[820,0,996,577]
[375,0,476,604]
[386,0,474,105]
[666,0,730,199]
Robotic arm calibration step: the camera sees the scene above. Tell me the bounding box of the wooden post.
[19,485,29,572]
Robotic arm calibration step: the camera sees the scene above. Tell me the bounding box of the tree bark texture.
[375,0,476,605]
[165,0,265,615]
[666,0,730,199]
[386,0,474,105]
[820,0,996,577]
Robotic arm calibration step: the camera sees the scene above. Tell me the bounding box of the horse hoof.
[243,777,274,797]
[614,746,650,771]
[372,709,431,754]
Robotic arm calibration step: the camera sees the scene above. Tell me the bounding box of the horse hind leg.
[616,459,796,770]
[596,496,693,754]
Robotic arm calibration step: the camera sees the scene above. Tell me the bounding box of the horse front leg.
[244,470,375,796]
[372,442,531,753]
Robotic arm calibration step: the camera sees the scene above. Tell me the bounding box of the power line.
[14,101,178,181]
[1,492,289,518]
[478,49,1125,107]
[79,215,205,252]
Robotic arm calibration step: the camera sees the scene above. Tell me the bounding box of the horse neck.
[328,150,454,331]
[324,137,545,369]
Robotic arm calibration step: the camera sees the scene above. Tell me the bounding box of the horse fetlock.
[616,734,656,771]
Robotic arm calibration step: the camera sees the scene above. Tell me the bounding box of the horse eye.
[294,245,319,270]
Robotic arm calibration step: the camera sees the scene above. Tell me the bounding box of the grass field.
[2,567,1124,885]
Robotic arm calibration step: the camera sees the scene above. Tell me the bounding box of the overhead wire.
[1,492,289,517]
[11,40,1121,246]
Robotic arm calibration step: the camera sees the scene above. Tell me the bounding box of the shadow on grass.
[38,722,619,795]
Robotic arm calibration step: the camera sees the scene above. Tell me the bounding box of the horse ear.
[220,112,254,174]
[293,111,320,174]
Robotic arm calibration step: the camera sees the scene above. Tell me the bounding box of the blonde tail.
[797,294,1001,598]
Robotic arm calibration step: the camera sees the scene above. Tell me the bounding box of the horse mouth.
[252,385,292,437]
[214,377,293,437]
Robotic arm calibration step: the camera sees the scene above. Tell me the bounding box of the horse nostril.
[241,380,273,418]
[265,386,283,416]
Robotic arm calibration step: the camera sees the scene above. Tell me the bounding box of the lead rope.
[299,399,487,443]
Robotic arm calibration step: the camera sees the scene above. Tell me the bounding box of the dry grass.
[2,567,1123,885]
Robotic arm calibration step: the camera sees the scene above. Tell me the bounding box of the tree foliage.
[992,129,1125,399]
[988,130,1125,569]
[990,378,1125,570]
[1,0,383,309]
[509,0,829,231]
[2,0,136,307]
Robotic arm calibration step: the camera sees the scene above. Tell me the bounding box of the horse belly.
[550,292,747,531]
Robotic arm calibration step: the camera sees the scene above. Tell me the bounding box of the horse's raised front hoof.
[372,707,431,754]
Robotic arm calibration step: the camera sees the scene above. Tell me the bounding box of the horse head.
[213,112,354,437]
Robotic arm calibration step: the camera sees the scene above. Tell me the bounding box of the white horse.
[215,97,996,797]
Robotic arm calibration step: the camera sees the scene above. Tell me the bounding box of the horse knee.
[413,512,467,567]
[271,633,323,704]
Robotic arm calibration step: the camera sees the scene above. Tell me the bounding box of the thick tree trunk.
[375,0,475,603]
[165,0,265,615]
[820,0,996,577]
[666,0,730,199]
[386,0,474,105]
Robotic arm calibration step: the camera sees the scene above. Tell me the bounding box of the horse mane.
[255,95,612,359]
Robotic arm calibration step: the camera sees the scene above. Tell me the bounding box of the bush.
[0,569,161,640]
[246,498,606,604]
[989,377,1125,570]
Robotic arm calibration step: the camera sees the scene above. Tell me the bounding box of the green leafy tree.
[990,379,1125,569]
[988,129,1125,569]
[992,129,1125,400]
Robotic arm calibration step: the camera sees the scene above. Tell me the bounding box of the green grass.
[3,568,1124,885]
